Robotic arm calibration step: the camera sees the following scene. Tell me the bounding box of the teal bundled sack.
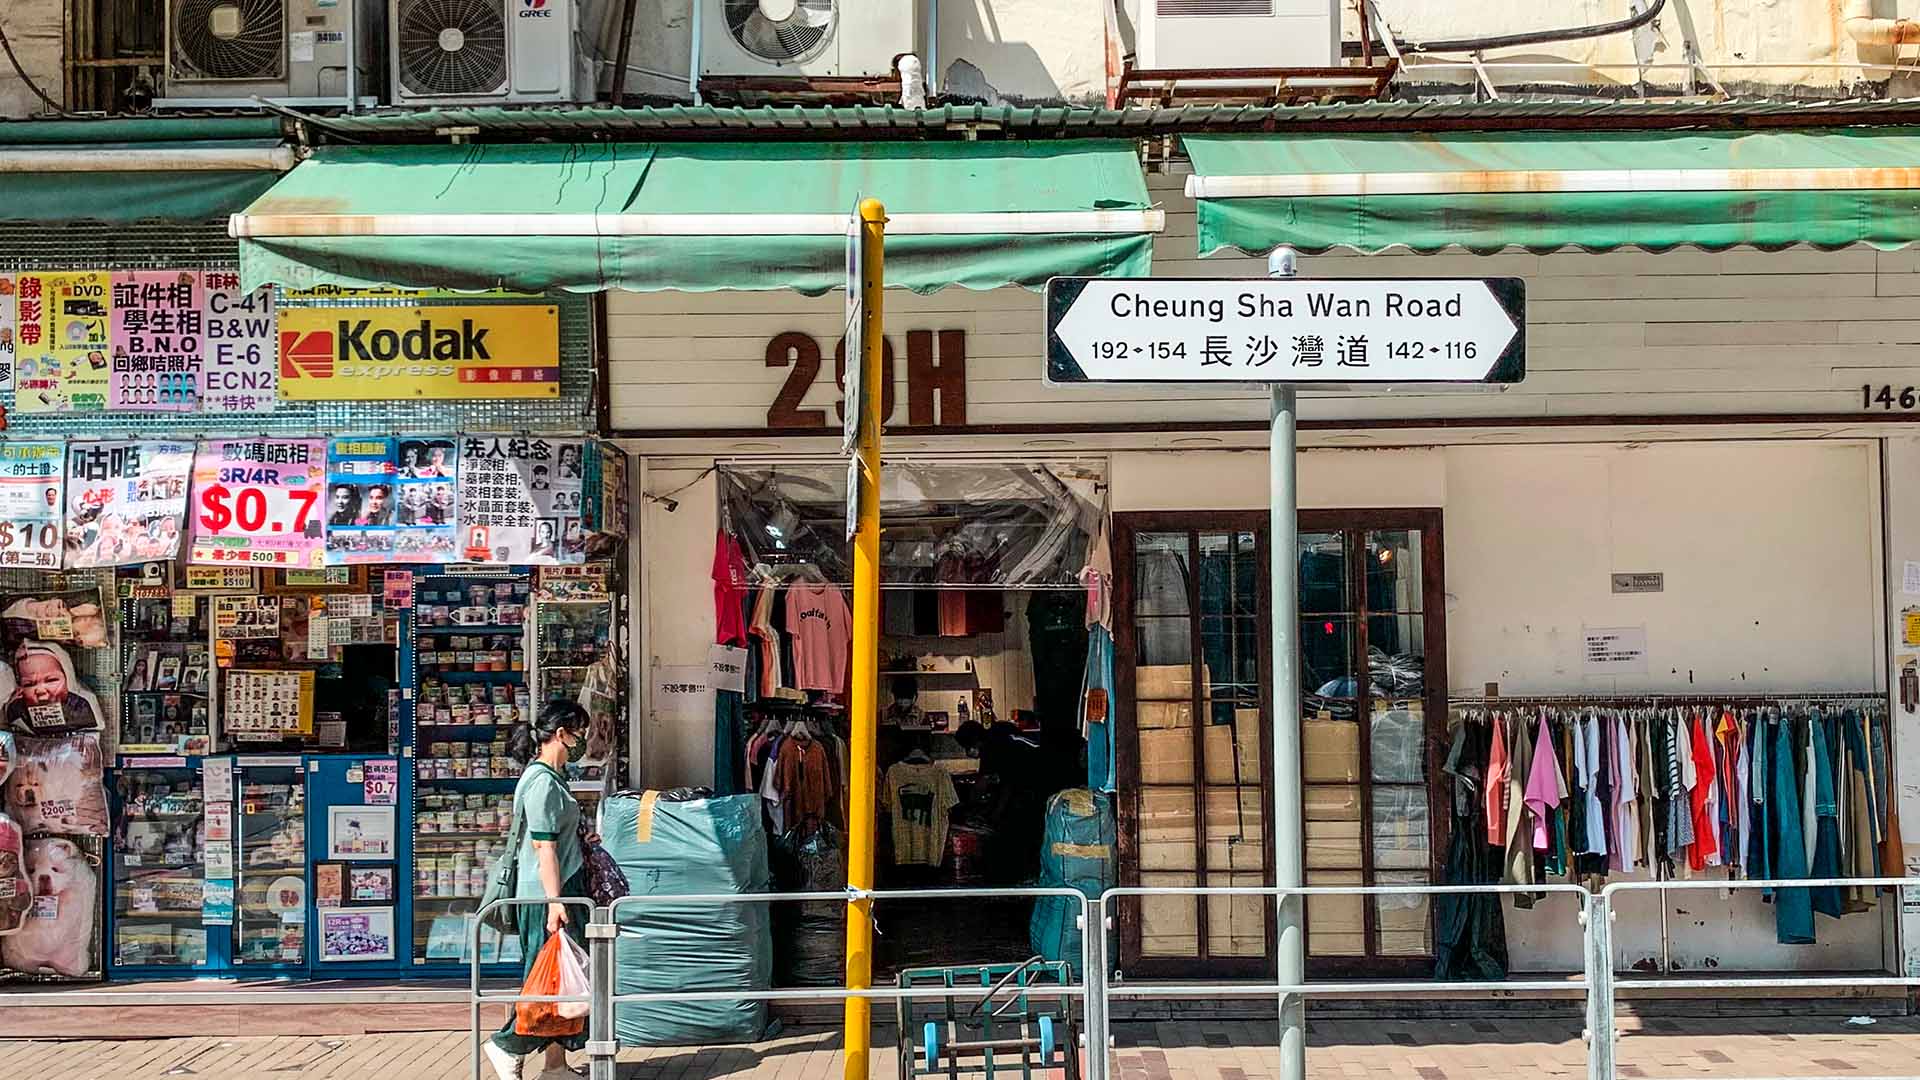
[601,792,776,1046]
[1030,789,1116,975]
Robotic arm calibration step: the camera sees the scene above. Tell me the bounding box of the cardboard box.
[1136,700,1194,730]
[1138,728,1196,784]
[1204,709,1263,784]
[1136,663,1210,702]
[1303,717,1360,783]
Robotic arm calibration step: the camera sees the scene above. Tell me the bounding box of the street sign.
[1045,277,1525,384]
[843,203,865,455]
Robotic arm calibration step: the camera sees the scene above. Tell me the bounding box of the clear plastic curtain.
[717,461,1103,588]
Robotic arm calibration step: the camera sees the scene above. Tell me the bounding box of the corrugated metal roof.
[304,98,1920,142]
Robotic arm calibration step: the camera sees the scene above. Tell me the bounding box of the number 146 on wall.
[1864,384,1920,410]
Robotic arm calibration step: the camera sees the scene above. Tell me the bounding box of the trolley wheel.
[1039,1015,1056,1060]
[924,1021,940,1071]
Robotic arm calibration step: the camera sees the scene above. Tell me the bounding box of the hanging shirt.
[1697,711,1728,868]
[1523,713,1563,852]
[1732,713,1752,875]
[711,531,750,646]
[1770,717,1815,944]
[1081,519,1114,631]
[1578,712,1607,858]
[1802,713,1820,871]
[1610,713,1639,872]
[750,584,783,694]
[785,582,853,694]
[774,734,834,829]
[1485,715,1511,846]
[885,758,961,867]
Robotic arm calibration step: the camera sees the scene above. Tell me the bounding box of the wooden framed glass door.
[1113,509,1447,979]
[1113,513,1274,979]
[1297,509,1447,977]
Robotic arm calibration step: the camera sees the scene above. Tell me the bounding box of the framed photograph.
[317,906,395,962]
[315,863,344,907]
[326,805,395,861]
[348,866,394,903]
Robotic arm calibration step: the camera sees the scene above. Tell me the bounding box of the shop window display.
[714,463,1105,981]
[0,428,627,986]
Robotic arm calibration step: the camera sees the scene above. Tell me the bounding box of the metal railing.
[449,876,1920,1080]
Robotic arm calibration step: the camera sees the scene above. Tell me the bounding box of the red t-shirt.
[712,531,750,646]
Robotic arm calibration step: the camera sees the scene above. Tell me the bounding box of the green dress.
[493,762,590,1055]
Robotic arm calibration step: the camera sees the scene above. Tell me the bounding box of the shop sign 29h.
[1045,277,1525,385]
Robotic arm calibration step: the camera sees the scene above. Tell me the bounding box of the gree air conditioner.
[701,0,914,80]
[161,0,381,107]
[389,0,583,105]
[1138,0,1340,70]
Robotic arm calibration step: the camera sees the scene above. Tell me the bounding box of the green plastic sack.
[601,792,775,1046]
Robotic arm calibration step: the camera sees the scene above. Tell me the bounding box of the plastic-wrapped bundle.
[769,822,845,986]
[600,792,774,1046]
[1029,789,1115,975]
[0,812,29,936]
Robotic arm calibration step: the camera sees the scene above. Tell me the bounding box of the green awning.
[0,142,290,224]
[232,141,1163,294]
[1186,128,1920,256]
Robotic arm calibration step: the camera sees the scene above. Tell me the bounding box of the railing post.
[1585,892,1616,1080]
[586,905,619,1080]
[1083,897,1110,1080]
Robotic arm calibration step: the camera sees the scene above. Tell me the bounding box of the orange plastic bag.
[514,932,587,1038]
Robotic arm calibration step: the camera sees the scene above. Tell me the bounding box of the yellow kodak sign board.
[277,304,561,400]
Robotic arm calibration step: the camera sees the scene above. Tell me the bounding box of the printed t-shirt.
[886,759,961,867]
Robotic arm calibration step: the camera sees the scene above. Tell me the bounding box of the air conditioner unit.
[1138,0,1340,70]
[701,0,914,80]
[389,0,582,105]
[161,0,380,106]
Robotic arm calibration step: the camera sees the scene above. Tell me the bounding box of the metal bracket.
[584,1041,618,1057]
[585,923,618,940]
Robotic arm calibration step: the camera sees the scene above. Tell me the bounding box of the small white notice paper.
[1583,626,1649,674]
[1904,560,1920,595]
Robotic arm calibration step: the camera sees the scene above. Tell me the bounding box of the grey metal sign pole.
[1266,248,1306,1080]
[1042,265,1524,1080]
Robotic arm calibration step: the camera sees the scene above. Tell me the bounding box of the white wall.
[1107,437,1890,971]
[0,0,64,119]
[1882,438,1920,980]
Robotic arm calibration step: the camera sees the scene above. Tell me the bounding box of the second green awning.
[232,141,1162,294]
[1186,127,1920,256]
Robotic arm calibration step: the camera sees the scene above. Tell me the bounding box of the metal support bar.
[1083,899,1111,1080]
[589,905,617,1080]
[1267,245,1306,1080]
[1585,894,1616,1080]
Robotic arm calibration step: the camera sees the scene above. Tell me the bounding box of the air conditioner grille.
[1156,0,1275,15]
[172,0,285,81]
[724,0,837,63]
[396,0,509,96]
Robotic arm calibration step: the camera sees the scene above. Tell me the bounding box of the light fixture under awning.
[1185,127,1920,256]
[232,141,1165,294]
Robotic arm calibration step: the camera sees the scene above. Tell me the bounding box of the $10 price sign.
[189,438,326,568]
[0,442,66,569]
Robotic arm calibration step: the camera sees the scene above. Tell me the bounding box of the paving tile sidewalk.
[4,1017,1919,1080]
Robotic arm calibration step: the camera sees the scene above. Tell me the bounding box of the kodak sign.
[276,304,562,400]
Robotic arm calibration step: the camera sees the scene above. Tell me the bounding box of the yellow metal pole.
[843,197,886,1080]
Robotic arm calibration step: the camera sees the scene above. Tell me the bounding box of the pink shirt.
[785,582,851,693]
[711,531,750,646]
[1523,716,1563,851]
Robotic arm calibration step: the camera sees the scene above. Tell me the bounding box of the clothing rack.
[1439,690,1893,975]
[1449,691,1886,707]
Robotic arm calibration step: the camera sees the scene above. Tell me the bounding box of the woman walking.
[484,701,592,1080]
